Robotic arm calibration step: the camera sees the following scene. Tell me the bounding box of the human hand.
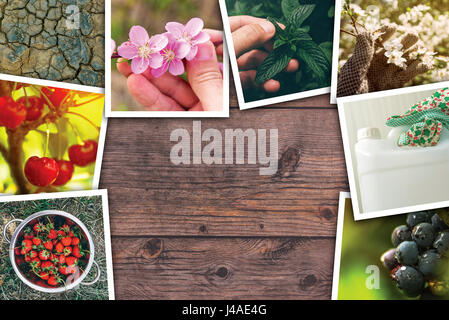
[226,15,299,93]
[117,29,223,112]
[337,24,432,97]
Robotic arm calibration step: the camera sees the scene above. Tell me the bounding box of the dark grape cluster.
[381,210,449,298]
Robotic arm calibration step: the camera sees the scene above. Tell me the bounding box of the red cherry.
[68,140,98,167]
[0,96,26,129]
[42,87,70,108]
[52,159,74,186]
[17,96,45,121]
[24,157,59,187]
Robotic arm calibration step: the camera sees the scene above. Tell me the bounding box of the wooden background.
[100,77,349,300]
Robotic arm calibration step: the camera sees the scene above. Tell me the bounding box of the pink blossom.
[117,26,168,74]
[165,17,211,61]
[151,33,191,78]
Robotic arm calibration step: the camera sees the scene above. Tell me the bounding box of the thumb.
[232,20,275,57]
[186,41,223,112]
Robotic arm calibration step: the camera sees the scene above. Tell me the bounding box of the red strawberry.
[71,237,80,246]
[39,250,50,261]
[47,275,58,286]
[24,255,32,262]
[50,253,58,263]
[43,240,53,250]
[14,247,21,256]
[33,222,45,233]
[59,266,68,275]
[29,250,38,259]
[24,229,34,240]
[61,236,72,247]
[72,245,82,258]
[40,271,49,280]
[15,256,24,265]
[24,157,59,187]
[63,246,72,256]
[32,237,41,246]
[47,229,57,240]
[55,242,64,253]
[0,96,26,129]
[57,230,66,237]
[22,239,32,253]
[41,261,54,270]
[58,254,66,264]
[65,256,78,266]
[68,140,98,167]
[61,224,71,233]
[16,96,44,121]
[31,257,41,268]
[52,160,74,186]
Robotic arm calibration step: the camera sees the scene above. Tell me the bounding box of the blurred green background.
[111,0,223,111]
[337,199,449,300]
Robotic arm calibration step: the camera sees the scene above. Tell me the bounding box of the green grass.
[0,196,110,300]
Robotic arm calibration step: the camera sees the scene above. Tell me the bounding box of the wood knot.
[299,274,317,290]
[215,266,229,279]
[199,225,207,234]
[319,207,335,221]
[140,238,163,260]
[274,146,300,178]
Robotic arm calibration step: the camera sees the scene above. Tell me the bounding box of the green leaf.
[328,5,335,18]
[273,38,286,50]
[289,4,316,27]
[297,40,330,80]
[281,0,299,20]
[291,29,312,41]
[255,45,293,84]
[318,41,333,64]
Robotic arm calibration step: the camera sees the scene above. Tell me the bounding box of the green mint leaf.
[273,38,286,50]
[291,29,312,41]
[290,4,316,27]
[318,41,333,64]
[255,45,292,84]
[297,40,330,80]
[281,0,299,20]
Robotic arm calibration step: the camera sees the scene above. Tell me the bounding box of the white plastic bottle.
[355,125,449,213]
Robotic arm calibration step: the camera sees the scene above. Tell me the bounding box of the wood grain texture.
[112,236,335,300]
[100,108,347,237]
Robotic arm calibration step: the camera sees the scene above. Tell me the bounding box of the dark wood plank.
[100,108,348,237]
[112,236,334,300]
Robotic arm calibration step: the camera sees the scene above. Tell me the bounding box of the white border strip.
[218,0,332,110]
[105,0,230,118]
[337,81,449,220]
[0,189,115,300]
[0,70,104,95]
[331,192,350,300]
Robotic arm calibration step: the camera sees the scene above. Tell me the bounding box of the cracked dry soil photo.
[0,0,105,87]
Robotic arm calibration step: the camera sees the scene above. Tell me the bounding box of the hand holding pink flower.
[165,18,211,60]
[117,26,168,74]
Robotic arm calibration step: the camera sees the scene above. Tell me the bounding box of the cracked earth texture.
[0,0,105,87]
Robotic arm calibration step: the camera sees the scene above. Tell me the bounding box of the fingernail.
[259,20,275,33]
[196,44,213,61]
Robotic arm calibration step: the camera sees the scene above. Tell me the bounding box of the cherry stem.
[35,86,57,110]
[66,112,100,133]
[70,95,104,107]
[67,119,83,145]
[44,123,50,158]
